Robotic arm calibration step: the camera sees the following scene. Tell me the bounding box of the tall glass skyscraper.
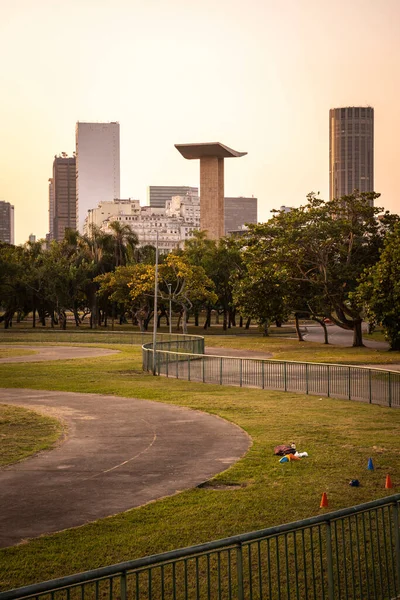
[329,107,374,201]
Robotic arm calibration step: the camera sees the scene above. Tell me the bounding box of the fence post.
[202,356,205,383]
[220,357,223,385]
[120,571,127,600]
[393,502,400,596]
[305,363,309,394]
[236,543,245,600]
[388,372,392,407]
[369,370,372,404]
[262,361,265,390]
[284,362,287,392]
[327,365,330,397]
[188,355,191,382]
[240,359,243,387]
[157,351,160,376]
[326,521,334,600]
[348,367,351,400]
[166,352,169,377]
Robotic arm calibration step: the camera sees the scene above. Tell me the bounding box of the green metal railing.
[2,494,400,600]
[142,345,400,408]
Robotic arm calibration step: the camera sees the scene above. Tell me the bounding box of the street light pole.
[167,283,172,335]
[152,231,159,375]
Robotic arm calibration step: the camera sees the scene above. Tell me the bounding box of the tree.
[96,264,155,331]
[183,232,242,329]
[107,221,139,267]
[232,239,291,336]
[126,254,217,334]
[355,222,400,350]
[242,192,397,347]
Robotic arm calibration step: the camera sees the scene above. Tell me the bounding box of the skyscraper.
[329,107,374,201]
[0,200,15,244]
[75,122,120,231]
[148,186,198,208]
[48,177,55,239]
[51,155,76,241]
[224,197,258,234]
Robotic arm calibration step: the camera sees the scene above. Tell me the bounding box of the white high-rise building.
[75,122,120,231]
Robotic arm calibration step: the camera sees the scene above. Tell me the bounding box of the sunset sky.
[1,0,399,244]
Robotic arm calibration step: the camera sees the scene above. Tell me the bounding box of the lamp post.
[152,231,159,375]
[167,283,172,335]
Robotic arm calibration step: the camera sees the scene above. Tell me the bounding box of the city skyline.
[1,0,400,244]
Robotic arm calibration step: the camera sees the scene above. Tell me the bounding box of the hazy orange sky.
[1,0,399,244]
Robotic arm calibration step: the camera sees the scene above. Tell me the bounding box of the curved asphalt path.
[0,388,250,548]
[304,324,390,349]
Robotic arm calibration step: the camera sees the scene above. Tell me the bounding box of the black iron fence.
[2,494,400,600]
[142,345,400,408]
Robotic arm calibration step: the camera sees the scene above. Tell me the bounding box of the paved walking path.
[0,388,250,548]
[0,345,119,363]
[304,324,390,349]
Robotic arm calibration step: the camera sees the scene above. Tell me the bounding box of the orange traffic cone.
[320,492,328,508]
[385,474,393,489]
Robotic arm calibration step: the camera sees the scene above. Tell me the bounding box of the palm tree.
[107,221,139,268]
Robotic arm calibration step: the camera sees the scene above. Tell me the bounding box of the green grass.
[364,331,387,343]
[0,404,62,467]
[1,326,399,365]
[0,348,36,358]
[0,343,399,590]
[203,334,400,365]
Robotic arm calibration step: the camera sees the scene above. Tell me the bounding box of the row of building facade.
[0,107,375,245]
[48,122,258,248]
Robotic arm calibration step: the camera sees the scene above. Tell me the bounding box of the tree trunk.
[245,317,251,329]
[176,311,182,332]
[352,320,364,347]
[32,304,36,328]
[194,308,199,327]
[182,306,188,334]
[294,313,305,341]
[239,316,243,327]
[73,307,80,327]
[263,320,269,336]
[144,309,152,331]
[223,309,228,331]
[319,320,329,344]
[203,306,212,330]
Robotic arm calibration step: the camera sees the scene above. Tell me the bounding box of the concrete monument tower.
[175,142,247,240]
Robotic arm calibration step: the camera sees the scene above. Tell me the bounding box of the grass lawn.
[0,342,400,591]
[0,404,62,467]
[1,326,399,366]
[0,348,36,359]
[203,334,400,365]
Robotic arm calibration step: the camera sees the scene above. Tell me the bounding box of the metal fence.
[2,494,400,600]
[142,347,400,408]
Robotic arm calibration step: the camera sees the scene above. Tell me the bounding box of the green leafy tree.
[125,254,217,334]
[243,191,396,346]
[183,232,242,329]
[355,223,400,350]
